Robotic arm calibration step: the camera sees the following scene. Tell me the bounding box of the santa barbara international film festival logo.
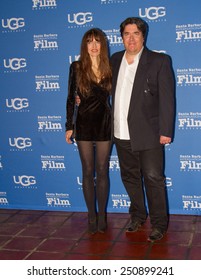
[0,192,8,206]
[178,112,201,130]
[67,11,93,28]
[3,58,27,73]
[176,23,201,43]
[35,75,60,92]
[111,194,130,209]
[13,175,37,189]
[103,29,122,47]
[32,0,57,10]
[109,155,120,171]
[41,155,66,171]
[33,34,58,51]
[9,137,33,152]
[180,155,201,172]
[6,98,29,113]
[182,195,201,212]
[1,17,25,33]
[46,192,71,208]
[177,68,201,87]
[138,6,166,22]
[38,115,62,132]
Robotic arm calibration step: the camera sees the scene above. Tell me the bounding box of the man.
[110,17,175,241]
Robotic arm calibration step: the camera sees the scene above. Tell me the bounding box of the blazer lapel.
[128,48,149,118]
[132,48,149,96]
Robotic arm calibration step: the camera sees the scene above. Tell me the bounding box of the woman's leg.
[95,141,111,231]
[77,141,97,232]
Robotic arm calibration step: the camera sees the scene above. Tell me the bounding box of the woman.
[65,28,112,234]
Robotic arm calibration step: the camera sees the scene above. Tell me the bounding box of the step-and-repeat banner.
[0,0,201,215]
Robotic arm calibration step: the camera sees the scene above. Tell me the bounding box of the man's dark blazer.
[110,47,175,151]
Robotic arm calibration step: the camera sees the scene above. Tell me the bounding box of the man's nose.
[129,34,135,40]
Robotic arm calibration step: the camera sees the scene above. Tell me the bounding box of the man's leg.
[140,147,168,239]
[114,138,147,227]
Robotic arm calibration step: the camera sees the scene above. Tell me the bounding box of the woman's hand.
[75,95,81,106]
[65,130,74,144]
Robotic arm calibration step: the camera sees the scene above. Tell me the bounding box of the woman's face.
[87,37,101,58]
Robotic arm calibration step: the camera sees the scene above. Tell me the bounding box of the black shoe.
[148,228,165,242]
[98,214,107,233]
[88,214,97,234]
[126,220,142,232]
[88,219,97,234]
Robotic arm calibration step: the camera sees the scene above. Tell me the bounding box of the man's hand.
[160,136,171,145]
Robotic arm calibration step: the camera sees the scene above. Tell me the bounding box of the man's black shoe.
[126,221,142,232]
[148,228,165,242]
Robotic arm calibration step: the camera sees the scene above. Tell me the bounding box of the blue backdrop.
[0,0,201,215]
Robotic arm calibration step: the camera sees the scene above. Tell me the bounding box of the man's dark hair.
[120,17,148,40]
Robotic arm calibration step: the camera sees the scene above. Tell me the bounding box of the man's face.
[122,24,144,55]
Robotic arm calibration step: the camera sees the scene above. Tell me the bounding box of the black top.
[66,61,111,141]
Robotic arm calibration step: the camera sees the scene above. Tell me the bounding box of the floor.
[0,209,200,260]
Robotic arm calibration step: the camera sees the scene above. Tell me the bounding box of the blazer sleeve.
[65,62,78,131]
[158,55,175,138]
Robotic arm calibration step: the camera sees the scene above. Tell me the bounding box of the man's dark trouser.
[114,137,168,232]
